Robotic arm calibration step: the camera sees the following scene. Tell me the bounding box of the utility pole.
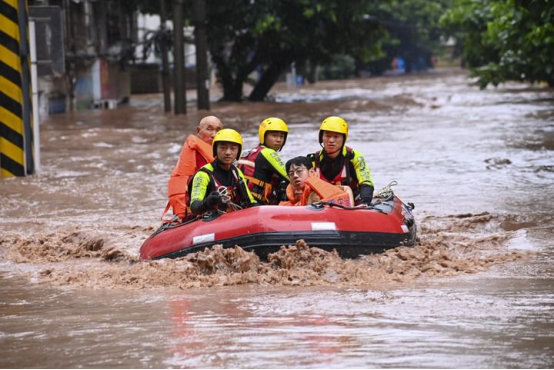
[159,0,171,112]
[193,0,209,110]
[63,0,75,111]
[173,0,186,114]
[18,0,34,174]
[1,0,34,176]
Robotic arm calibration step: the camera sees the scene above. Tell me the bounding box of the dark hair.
[285,156,313,173]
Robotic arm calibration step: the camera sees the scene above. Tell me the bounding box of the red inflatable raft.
[139,194,416,260]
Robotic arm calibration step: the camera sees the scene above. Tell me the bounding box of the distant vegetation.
[441,0,554,88]
[133,0,553,101]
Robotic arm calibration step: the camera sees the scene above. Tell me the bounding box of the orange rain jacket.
[165,135,214,219]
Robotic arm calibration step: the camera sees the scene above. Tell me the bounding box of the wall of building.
[132,13,197,94]
[31,0,132,117]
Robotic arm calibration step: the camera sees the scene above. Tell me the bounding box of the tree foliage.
[133,0,456,101]
[365,0,454,75]
[205,0,386,101]
[441,0,554,88]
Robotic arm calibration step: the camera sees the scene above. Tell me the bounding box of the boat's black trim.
[154,228,416,260]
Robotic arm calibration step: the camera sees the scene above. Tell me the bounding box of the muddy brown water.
[1,69,553,368]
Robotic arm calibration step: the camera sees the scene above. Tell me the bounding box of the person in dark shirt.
[238,117,289,204]
[189,129,257,215]
[309,116,375,205]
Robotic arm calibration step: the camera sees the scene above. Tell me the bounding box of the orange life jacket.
[238,145,283,204]
[312,147,359,193]
[164,135,213,219]
[280,175,353,207]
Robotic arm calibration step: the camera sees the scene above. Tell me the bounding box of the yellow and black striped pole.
[0,0,34,177]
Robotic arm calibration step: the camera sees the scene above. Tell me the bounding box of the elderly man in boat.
[164,116,223,222]
[238,117,290,205]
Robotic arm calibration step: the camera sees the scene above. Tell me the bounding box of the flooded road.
[1,68,553,368]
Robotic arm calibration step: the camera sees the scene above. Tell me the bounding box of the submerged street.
[1,69,553,368]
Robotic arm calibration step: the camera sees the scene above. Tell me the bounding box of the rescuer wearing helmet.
[237,117,290,204]
[189,129,257,215]
[309,116,375,205]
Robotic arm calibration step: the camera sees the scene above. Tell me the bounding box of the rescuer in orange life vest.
[280,156,354,207]
[237,117,290,205]
[164,116,223,221]
[189,129,257,215]
[309,116,375,206]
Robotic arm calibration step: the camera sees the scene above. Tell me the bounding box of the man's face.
[216,142,239,166]
[288,164,311,192]
[322,131,344,156]
[264,131,286,151]
[197,121,223,144]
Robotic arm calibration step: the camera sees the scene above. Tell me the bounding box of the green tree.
[441,0,554,88]
[133,0,455,101]
[206,0,386,101]
[365,0,454,75]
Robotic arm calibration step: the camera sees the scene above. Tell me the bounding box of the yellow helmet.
[319,116,348,145]
[213,128,243,160]
[258,117,288,150]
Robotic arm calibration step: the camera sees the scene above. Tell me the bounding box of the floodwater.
[1,68,553,368]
